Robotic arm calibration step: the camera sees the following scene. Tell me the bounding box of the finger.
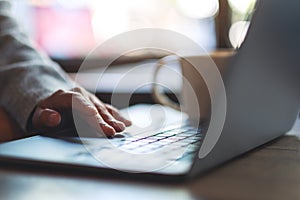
[99,110,126,132]
[32,107,61,129]
[72,88,125,133]
[89,97,126,132]
[84,112,116,137]
[105,104,132,126]
[71,92,118,136]
[69,93,117,137]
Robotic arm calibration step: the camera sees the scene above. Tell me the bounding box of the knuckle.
[72,87,83,93]
[105,104,117,112]
[49,89,65,98]
[99,109,113,120]
[96,104,106,111]
[101,112,113,121]
[55,89,65,94]
[69,91,82,99]
[62,92,74,100]
[50,89,65,99]
[88,107,98,115]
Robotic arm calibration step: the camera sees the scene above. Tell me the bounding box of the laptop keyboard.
[103,125,203,160]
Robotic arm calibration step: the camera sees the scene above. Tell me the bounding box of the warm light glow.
[57,0,89,9]
[19,0,217,57]
[28,0,53,6]
[91,0,129,43]
[228,0,256,14]
[176,0,219,19]
[229,21,250,48]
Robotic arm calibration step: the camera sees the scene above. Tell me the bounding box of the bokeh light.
[229,21,250,48]
[176,0,219,19]
[228,0,256,14]
[91,0,129,42]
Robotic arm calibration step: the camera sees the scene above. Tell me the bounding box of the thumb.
[32,107,61,129]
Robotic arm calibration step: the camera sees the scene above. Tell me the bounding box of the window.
[12,0,219,60]
[228,0,257,48]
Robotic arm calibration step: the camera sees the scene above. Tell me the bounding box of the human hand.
[31,87,131,137]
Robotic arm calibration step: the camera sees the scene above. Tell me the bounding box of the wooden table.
[0,121,299,200]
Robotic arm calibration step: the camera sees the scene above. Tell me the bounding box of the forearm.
[0,1,74,132]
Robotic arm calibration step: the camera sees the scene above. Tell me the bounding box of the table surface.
[0,122,299,200]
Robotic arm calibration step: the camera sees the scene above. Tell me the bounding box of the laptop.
[1,0,300,179]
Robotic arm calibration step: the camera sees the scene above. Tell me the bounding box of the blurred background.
[9,0,257,107]
[11,0,256,68]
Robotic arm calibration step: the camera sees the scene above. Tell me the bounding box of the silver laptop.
[0,0,299,179]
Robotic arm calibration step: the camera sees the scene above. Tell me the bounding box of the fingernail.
[103,124,116,136]
[111,121,126,131]
[116,121,126,129]
[120,116,132,126]
[125,119,132,126]
[48,113,59,125]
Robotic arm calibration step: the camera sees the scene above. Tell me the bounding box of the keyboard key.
[89,125,203,162]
